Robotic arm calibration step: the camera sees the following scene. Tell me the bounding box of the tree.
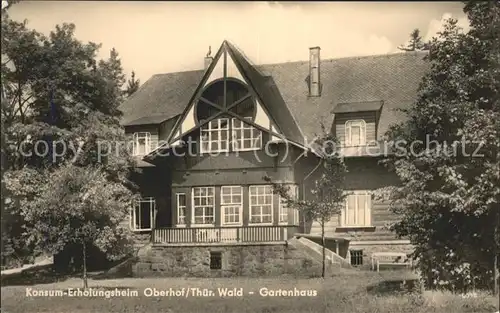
[264,126,347,278]
[125,71,140,97]
[27,164,135,288]
[1,8,137,286]
[398,28,430,52]
[381,1,499,293]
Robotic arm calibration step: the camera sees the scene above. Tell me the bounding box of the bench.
[371,252,412,272]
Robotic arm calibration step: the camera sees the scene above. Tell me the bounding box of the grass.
[1,269,497,313]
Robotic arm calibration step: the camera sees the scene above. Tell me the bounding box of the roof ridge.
[148,51,428,77]
[151,68,204,77]
[258,51,429,68]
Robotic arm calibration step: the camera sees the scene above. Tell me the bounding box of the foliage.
[125,71,140,97]
[1,8,137,280]
[264,124,347,278]
[380,1,500,292]
[398,29,430,52]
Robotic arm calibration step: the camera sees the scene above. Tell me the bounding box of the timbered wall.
[296,156,402,241]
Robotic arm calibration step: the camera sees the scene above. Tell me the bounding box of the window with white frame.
[176,193,186,226]
[133,132,151,156]
[200,118,229,153]
[221,186,243,225]
[130,197,155,231]
[279,185,299,224]
[232,118,262,151]
[249,185,273,224]
[192,187,215,225]
[345,120,366,147]
[341,191,371,227]
[133,132,158,155]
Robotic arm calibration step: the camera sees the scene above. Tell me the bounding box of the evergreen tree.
[125,71,140,97]
[398,28,430,52]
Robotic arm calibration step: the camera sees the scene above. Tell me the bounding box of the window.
[200,118,229,153]
[350,250,364,266]
[192,187,215,225]
[342,191,371,227]
[279,185,299,224]
[133,132,158,155]
[210,251,222,270]
[221,186,243,226]
[249,185,273,224]
[176,193,186,226]
[130,197,155,231]
[345,120,366,147]
[232,118,262,151]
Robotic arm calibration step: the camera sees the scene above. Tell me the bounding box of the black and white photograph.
[1,1,499,312]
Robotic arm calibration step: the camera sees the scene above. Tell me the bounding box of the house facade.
[119,41,428,276]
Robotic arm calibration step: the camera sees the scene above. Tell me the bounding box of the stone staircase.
[288,236,351,269]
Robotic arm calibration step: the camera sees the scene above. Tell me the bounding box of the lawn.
[1,269,496,313]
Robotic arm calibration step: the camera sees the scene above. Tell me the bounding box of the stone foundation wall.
[133,243,332,277]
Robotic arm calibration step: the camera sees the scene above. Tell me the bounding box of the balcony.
[152,225,298,246]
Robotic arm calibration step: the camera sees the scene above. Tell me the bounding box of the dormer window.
[345,120,366,147]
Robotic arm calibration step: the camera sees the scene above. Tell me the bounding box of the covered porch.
[152,225,299,245]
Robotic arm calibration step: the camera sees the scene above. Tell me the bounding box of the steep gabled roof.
[226,42,306,145]
[119,70,203,126]
[119,44,429,142]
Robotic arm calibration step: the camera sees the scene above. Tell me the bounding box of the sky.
[8,1,469,83]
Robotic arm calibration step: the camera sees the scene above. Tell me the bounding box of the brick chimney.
[309,46,321,97]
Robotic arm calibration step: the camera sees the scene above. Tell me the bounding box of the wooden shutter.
[364,193,372,226]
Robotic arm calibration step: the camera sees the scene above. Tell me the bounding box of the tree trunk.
[321,222,326,279]
[496,206,500,311]
[82,241,88,289]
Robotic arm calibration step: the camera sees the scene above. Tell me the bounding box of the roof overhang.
[122,115,173,127]
[331,100,384,114]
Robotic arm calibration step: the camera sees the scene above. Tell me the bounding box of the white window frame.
[341,191,372,227]
[200,118,229,153]
[133,132,152,156]
[220,186,243,226]
[191,187,215,226]
[345,120,366,147]
[176,193,187,227]
[231,117,262,151]
[130,197,155,231]
[279,185,299,225]
[249,185,274,225]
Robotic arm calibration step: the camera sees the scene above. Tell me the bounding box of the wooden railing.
[153,226,293,245]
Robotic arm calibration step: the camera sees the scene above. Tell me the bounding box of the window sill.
[221,224,243,227]
[190,224,215,228]
[131,228,152,233]
[233,147,261,152]
[175,224,187,228]
[248,223,274,226]
[199,150,230,155]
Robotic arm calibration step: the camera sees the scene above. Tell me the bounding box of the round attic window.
[195,79,255,123]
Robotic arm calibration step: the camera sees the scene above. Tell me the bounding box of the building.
[119,41,428,276]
